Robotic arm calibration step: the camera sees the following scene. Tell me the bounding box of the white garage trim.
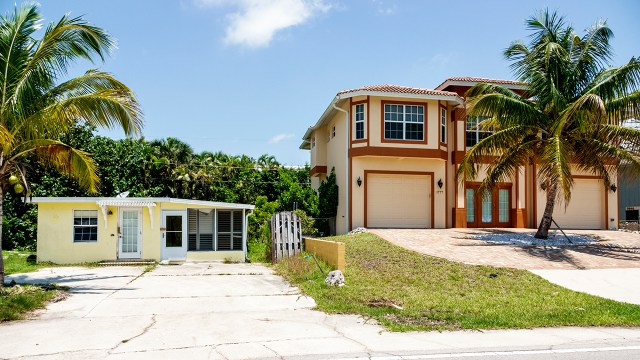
[364,170,434,228]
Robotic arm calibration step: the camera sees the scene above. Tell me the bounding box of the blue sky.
[3,1,639,165]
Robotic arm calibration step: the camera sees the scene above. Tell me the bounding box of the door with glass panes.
[161,210,187,260]
[465,184,511,227]
[119,208,142,259]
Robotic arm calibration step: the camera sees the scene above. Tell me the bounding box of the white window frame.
[73,210,98,243]
[466,116,492,147]
[355,104,365,140]
[383,103,425,141]
[440,107,447,144]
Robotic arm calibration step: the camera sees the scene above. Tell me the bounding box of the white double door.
[161,210,188,261]
[119,208,142,259]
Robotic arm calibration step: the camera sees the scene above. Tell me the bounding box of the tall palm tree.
[458,10,640,239]
[0,4,143,285]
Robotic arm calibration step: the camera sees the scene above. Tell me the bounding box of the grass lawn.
[276,232,640,331]
[0,284,65,321]
[3,250,55,275]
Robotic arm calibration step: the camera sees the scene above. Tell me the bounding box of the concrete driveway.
[2,263,640,359]
[371,229,640,305]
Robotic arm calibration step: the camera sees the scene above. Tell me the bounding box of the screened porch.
[187,208,245,251]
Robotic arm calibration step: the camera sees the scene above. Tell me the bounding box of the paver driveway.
[370,228,640,270]
[3,263,640,359]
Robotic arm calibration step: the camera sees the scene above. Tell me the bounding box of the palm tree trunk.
[0,185,4,287]
[535,182,558,239]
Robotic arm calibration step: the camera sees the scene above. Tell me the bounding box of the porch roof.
[30,197,255,210]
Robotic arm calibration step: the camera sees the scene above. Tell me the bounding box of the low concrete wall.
[304,238,345,272]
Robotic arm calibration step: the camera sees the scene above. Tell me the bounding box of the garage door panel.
[551,179,604,229]
[367,174,431,228]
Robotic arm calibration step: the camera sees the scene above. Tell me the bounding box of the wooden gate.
[271,212,302,263]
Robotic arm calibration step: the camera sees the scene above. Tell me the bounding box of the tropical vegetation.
[0,4,143,285]
[458,10,640,238]
[2,124,320,260]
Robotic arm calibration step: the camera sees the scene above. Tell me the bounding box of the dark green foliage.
[318,168,338,217]
[2,125,319,252]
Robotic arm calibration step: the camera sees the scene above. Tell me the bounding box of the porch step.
[98,259,156,266]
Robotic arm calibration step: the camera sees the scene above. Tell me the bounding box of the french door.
[119,208,142,259]
[465,184,511,228]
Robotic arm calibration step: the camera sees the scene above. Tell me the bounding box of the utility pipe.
[332,100,349,233]
[244,209,254,262]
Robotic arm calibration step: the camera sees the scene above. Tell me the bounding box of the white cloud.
[268,133,295,144]
[371,0,397,16]
[195,0,331,48]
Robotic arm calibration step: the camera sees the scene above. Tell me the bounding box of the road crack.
[109,314,157,353]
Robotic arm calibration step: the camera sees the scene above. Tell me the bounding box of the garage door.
[551,179,604,229]
[367,174,431,228]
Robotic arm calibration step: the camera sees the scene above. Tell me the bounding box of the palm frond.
[552,93,606,135]
[585,58,640,101]
[10,12,116,120]
[22,70,143,139]
[457,125,538,182]
[11,139,99,193]
[605,91,640,124]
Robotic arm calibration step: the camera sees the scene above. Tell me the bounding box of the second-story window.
[332,126,336,138]
[440,107,447,144]
[466,116,492,147]
[355,104,365,140]
[311,137,315,148]
[384,104,424,141]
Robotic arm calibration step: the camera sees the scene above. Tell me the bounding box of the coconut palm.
[0,4,143,285]
[458,10,640,239]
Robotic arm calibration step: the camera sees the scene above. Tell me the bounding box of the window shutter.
[188,209,197,250]
[232,210,243,250]
[217,211,232,250]
[198,210,214,250]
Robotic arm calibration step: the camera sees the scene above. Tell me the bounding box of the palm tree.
[0,4,143,285]
[457,10,640,239]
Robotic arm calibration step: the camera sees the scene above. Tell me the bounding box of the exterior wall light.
[610,184,617,192]
[357,177,362,187]
[437,179,443,189]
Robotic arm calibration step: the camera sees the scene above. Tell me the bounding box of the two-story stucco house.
[301,77,619,234]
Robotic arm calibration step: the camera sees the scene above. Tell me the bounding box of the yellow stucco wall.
[304,237,345,272]
[367,97,441,149]
[186,251,244,262]
[37,203,119,264]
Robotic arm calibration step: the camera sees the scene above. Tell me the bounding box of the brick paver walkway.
[370,228,640,270]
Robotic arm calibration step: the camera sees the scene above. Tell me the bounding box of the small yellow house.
[32,197,254,264]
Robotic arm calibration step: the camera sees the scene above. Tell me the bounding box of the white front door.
[119,208,142,259]
[162,210,187,261]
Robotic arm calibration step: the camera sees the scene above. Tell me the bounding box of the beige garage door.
[367,174,431,228]
[552,179,604,229]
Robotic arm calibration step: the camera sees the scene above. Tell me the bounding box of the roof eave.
[435,80,528,91]
[30,197,255,210]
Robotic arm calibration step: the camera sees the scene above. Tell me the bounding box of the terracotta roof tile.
[435,77,527,90]
[338,84,459,97]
